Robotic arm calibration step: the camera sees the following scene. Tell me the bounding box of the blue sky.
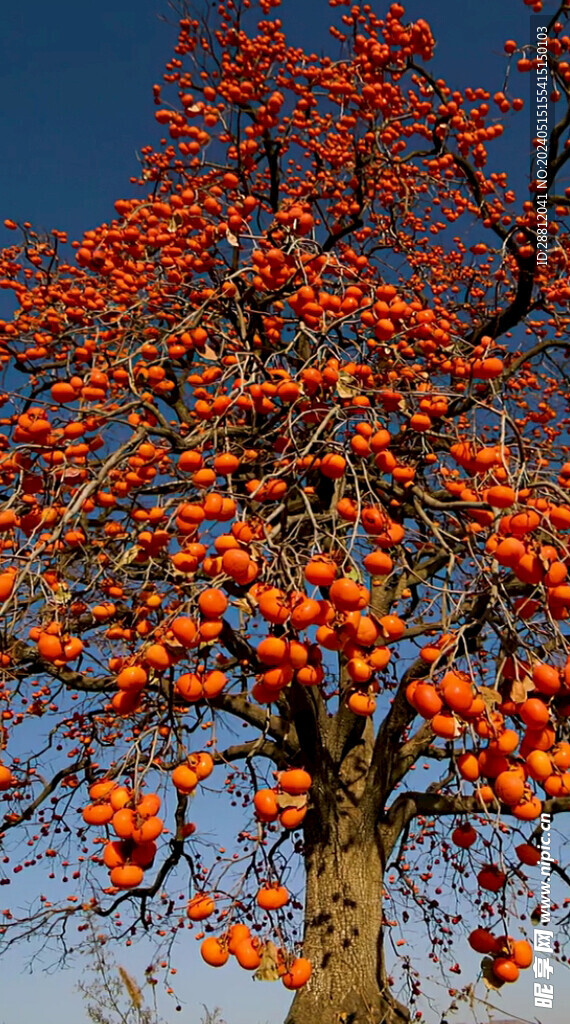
[0,0,546,248]
[0,1,568,1023]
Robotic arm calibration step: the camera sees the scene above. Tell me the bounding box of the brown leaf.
[232,597,255,617]
[478,686,502,709]
[201,344,218,362]
[275,792,308,811]
[164,638,185,655]
[509,673,534,704]
[254,940,281,982]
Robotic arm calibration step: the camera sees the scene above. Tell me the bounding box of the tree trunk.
[284,819,410,1024]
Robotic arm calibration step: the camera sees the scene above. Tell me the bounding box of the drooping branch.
[0,757,88,838]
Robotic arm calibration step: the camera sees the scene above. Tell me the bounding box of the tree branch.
[385,790,570,833]
[209,691,299,754]
[216,737,284,766]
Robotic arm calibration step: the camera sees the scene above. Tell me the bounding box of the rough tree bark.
[283,692,410,1024]
[285,818,408,1024]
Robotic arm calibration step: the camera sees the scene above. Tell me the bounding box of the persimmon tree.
[1,0,570,1021]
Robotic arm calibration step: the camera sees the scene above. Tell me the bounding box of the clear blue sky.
[0,2,567,1023]
[0,0,542,248]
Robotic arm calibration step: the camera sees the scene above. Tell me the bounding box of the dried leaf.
[336,373,358,398]
[164,638,185,656]
[254,940,281,982]
[50,582,71,605]
[233,597,255,617]
[201,344,218,361]
[114,547,139,569]
[478,686,502,709]
[509,673,534,704]
[226,230,239,247]
[481,956,504,990]
[343,565,362,583]
[275,792,308,811]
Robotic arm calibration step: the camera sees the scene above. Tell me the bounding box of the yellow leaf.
[344,565,362,583]
[335,373,358,398]
[478,686,502,709]
[254,940,281,982]
[531,904,542,926]
[50,582,71,605]
[233,597,255,617]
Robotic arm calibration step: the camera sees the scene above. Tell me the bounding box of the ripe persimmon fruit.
[187,893,215,921]
[234,937,263,970]
[198,587,228,619]
[281,957,312,989]
[256,884,289,910]
[200,937,229,967]
[279,768,312,795]
[109,864,144,889]
[492,957,519,983]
